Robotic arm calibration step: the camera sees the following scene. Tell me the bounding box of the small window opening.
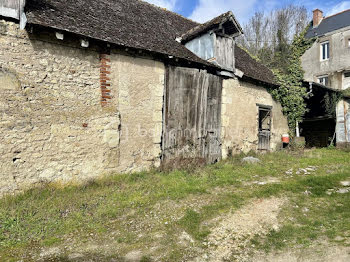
[320,41,330,61]
[318,76,329,86]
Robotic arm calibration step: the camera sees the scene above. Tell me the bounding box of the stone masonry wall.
[221,78,289,157]
[110,53,165,173]
[0,20,164,195]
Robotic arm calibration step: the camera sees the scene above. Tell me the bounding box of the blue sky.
[145,0,350,24]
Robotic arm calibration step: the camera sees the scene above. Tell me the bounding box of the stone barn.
[0,0,288,195]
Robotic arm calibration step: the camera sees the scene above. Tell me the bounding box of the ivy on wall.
[322,92,343,118]
[270,27,315,134]
[240,26,346,135]
[342,89,350,98]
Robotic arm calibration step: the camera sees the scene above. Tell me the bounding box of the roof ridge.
[137,0,199,25]
[180,11,237,42]
[324,8,350,20]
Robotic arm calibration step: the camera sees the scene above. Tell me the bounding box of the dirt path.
[192,196,350,262]
[34,177,350,262]
[192,197,286,262]
[252,244,350,262]
[35,194,350,262]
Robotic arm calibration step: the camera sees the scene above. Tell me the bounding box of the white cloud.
[143,0,178,11]
[189,0,258,24]
[327,1,350,16]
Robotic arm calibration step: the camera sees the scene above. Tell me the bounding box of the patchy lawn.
[0,149,350,261]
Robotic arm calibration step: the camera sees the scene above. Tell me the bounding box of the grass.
[253,189,350,251]
[178,209,210,241]
[0,148,350,261]
[250,168,350,251]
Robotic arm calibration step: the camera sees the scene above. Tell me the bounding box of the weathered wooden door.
[336,99,350,145]
[258,106,272,151]
[162,66,222,164]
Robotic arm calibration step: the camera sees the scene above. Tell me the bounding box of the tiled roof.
[235,46,276,85]
[25,0,275,85]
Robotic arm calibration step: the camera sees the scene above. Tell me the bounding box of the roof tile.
[25,0,275,85]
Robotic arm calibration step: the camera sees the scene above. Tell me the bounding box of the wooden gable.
[182,12,243,73]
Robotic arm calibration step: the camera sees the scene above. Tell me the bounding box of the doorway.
[258,105,272,151]
[162,66,223,164]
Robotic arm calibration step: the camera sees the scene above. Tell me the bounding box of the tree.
[237,5,310,73]
[271,26,315,133]
[237,5,314,134]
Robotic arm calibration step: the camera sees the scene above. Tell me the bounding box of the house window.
[344,72,350,78]
[320,41,330,61]
[318,76,329,86]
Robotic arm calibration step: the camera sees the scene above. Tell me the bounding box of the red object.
[282,134,290,144]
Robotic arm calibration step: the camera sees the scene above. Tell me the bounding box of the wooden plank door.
[205,75,222,163]
[162,66,222,164]
[258,106,272,151]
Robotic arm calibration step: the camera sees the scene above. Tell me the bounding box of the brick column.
[100,53,112,106]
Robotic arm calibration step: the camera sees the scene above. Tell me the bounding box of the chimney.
[313,9,323,28]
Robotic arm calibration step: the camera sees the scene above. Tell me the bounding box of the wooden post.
[296,121,300,138]
[344,101,348,143]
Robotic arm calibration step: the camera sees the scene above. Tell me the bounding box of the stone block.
[222,95,232,104]
[0,71,20,90]
[103,130,119,148]
[152,83,164,97]
[221,104,227,114]
[153,111,163,122]
[222,116,230,126]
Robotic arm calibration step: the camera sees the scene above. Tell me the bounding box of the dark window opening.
[318,76,329,87]
[321,42,329,60]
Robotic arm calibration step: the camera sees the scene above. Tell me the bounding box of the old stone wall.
[221,78,289,157]
[0,20,164,195]
[110,53,164,172]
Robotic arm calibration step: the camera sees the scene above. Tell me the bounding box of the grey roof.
[306,9,350,38]
[24,0,276,85]
[25,0,213,67]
